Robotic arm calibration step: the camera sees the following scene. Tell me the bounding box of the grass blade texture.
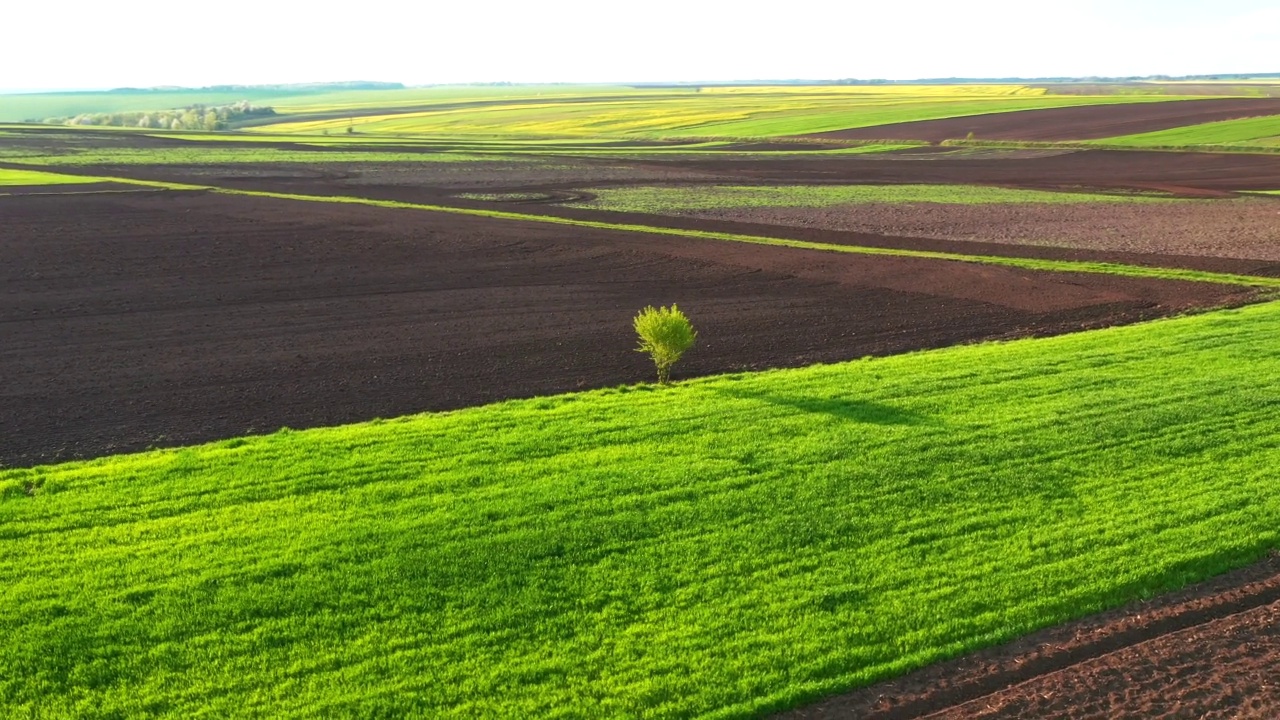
[4,302,1280,718]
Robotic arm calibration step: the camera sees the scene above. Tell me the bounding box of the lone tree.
[633,304,697,384]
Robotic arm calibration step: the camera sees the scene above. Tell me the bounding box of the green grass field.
[250,87,1181,139]
[573,184,1177,213]
[1095,113,1280,147]
[0,168,103,185]
[5,301,1279,718]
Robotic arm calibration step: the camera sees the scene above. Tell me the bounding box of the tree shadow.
[710,386,932,426]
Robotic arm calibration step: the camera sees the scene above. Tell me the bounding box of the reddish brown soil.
[778,553,1280,720]
[20,138,1280,198]
[452,196,1280,277]
[634,198,1280,262]
[139,147,1276,196]
[0,189,1249,468]
[57,157,1280,275]
[808,98,1280,142]
[660,149,1280,193]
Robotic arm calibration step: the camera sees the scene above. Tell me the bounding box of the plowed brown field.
[808,98,1280,142]
[4,189,1243,468]
[662,149,1280,193]
[779,553,1280,720]
[600,197,1280,262]
[67,146,1280,195]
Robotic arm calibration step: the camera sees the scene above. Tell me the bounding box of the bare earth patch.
[673,198,1280,261]
[779,553,1280,720]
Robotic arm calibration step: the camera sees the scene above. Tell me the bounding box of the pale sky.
[2,0,1277,91]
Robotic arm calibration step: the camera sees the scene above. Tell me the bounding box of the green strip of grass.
[820,143,924,154]
[575,184,1175,212]
[462,142,921,158]
[1094,114,1280,147]
[456,191,549,202]
[937,138,1280,156]
[7,148,523,166]
[4,301,1280,718]
[0,168,104,185]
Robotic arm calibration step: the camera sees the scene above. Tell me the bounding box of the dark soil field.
[808,97,1280,142]
[661,149,1280,193]
[123,157,1280,272]
[5,125,1280,718]
[4,188,1244,468]
[615,197,1280,262]
[107,146,1280,195]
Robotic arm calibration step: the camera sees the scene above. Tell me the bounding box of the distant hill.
[0,82,406,123]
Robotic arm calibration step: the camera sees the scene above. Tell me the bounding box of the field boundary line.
[0,188,168,198]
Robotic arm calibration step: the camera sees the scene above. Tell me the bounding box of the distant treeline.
[630,73,1280,87]
[49,101,276,130]
[888,72,1280,84]
[104,81,405,93]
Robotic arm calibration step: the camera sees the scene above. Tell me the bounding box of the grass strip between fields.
[3,148,527,165]
[0,168,105,185]
[936,138,1280,155]
[4,301,1280,718]
[574,184,1178,211]
[1092,114,1280,148]
[86,174,1280,290]
[0,189,162,198]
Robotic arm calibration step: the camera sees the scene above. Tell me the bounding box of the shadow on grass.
[709,386,931,426]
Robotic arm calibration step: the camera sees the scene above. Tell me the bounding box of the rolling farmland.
[5,303,1280,718]
[809,97,1280,143]
[3,84,1280,718]
[255,93,1175,139]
